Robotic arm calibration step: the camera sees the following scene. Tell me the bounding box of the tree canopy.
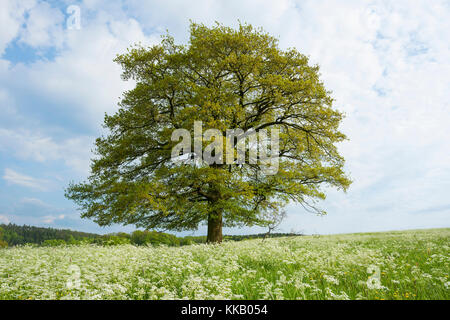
[0,226,7,248]
[66,22,351,243]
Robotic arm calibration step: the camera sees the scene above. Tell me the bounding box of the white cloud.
[41,214,65,224]
[0,88,20,124]
[19,1,65,48]
[0,129,94,175]
[20,197,51,207]
[1,11,158,130]
[4,197,72,227]
[0,215,10,224]
[3,168,49,191]
[0,0,36,54]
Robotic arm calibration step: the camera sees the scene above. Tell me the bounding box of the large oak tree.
[66,23,351,243]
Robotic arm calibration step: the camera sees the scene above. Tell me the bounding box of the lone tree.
[66,22,351,243]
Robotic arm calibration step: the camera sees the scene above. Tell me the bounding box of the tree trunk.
[207,211,223,243]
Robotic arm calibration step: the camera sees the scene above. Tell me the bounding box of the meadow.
[0,228,448,300]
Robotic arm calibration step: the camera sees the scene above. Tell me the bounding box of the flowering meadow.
[0,228,448,300]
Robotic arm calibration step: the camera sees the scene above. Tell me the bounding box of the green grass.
[0,228,448,300]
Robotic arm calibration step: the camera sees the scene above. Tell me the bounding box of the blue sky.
[0,0,449,236]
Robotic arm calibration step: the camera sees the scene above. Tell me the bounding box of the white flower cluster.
[0,228,448,300]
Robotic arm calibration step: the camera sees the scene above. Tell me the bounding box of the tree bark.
[207,211,223,243]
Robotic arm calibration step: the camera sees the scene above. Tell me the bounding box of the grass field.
[0,228,448,300]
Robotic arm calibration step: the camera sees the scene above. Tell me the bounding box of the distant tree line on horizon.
[0,224,302,248]
[0,224,99,247]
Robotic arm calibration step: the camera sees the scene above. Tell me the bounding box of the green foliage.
[0,224,100,246]
[42,239,67,247]
[0,227,7,248]
[180,236,206,245]
[95,235,131,246]
[0,223,302,248]
[131,230,179,246]
[65,22,351,241]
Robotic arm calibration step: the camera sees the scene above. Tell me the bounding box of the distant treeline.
[0,224,301,247]
[0,224,99,246]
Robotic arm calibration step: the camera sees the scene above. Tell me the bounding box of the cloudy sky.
[0,0,449,236]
